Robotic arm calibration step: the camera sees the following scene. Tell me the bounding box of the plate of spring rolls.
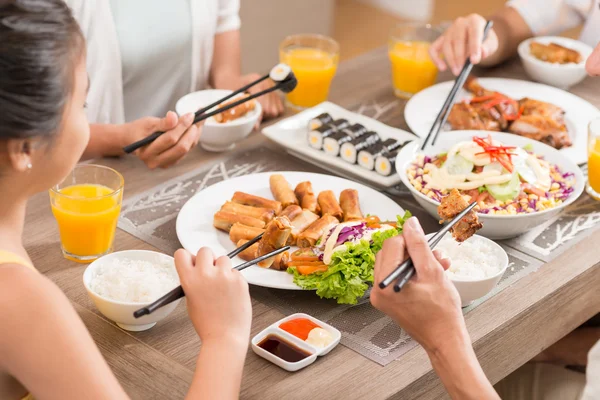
[262,102,417,188]
[176,171,407,298]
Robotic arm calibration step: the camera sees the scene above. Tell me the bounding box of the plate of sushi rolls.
[175,171,405,295]
[262,102,416,187]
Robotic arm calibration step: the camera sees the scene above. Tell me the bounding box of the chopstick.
[378,201,478,291]
[227,232,264,258]
[123,74,297,154]
[132,243,289,318]
[420,20,494,151]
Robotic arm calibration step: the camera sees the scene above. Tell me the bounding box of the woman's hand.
[126,111,203,169]
[370,217,464,353]
[241,73,285,123]
[174,247,252,344]
[429,13,499,75]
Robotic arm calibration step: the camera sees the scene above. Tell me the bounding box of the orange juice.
[51,184,121,262]
[281,47,338,108]
[588,138,600,196]
[389,41,438,97]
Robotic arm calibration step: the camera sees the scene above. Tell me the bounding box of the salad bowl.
[396,131,584,239]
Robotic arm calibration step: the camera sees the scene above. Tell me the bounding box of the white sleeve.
[580,340,600,400]
[507,0,586,36]
[216,0,241,34]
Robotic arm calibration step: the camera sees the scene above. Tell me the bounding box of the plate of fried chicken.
[404,77,600,165]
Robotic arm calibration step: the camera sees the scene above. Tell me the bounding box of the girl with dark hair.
[0,1,251,399]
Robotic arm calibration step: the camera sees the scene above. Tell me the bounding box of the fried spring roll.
[288,209,319,245]
[269,174,298,209]
[339,189,363,222]
[213,95,256,123]
[294,181,319,214]
[232,191,282,215]
[296,214,338,248]
[213,211,265,232]
[236,239,258,261]
[317,190,343,221]
[257,216,292,268]
[280,204,303,221]
[236,239,289,270]
[220,201,274,222]
[229,223,265,243]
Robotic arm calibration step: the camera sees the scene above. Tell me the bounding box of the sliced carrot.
[288,261,327,267]
[296,264,329,275]
[522,183,546,198]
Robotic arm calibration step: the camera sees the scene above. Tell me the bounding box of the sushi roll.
[375,150,399,177]
[340,131,381,164]
[357,139,406,170]
[329,119,350,132]
[269,63,293,82]
[342,123,368,138]
[309,113,334,131]
[323,131,353,156]
[307,124,336,149]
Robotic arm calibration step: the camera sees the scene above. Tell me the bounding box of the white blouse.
[64,0,241,124]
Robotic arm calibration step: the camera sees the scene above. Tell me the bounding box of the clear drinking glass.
[49,165,124,263]
[587,118,600,201]
[279,34,340,110]
[388,23,441,98]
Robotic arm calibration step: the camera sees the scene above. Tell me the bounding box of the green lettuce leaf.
[287,211,412,304]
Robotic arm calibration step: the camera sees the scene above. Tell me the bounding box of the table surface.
[25,47,600,400]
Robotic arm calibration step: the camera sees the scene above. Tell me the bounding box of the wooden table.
[25,47,600,399]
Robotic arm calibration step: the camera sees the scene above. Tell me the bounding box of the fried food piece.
[530,41,582,64]
[213,211,265,233]
[269,174,298,209]
[256,216,292,268]
[288,209,320,245]
[229,223,265,243]
[220,201,274,222]
[294,181,319,214]
[509,114,572,149]
[448,103,498,131]
[438,189,483,242]
[213,94,256,123]
[232,191,282,215]
[296,215,338,248]
[339,189,363,221]
[317,190,343,221]
[236,239,289,270]
[280,204,303,221]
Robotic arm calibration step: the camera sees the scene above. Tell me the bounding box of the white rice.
[437,235,503,280]
[89,258,179,303]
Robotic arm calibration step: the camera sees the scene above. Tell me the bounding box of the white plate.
[404,78,600,165]
[262,102,417,187]
[176,171,404,290]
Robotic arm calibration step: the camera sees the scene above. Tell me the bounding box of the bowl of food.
[176,89,262,152]
[83,250,181,331]
[431,233,508,307]
[518,36,592,89]
[396,131,584,239]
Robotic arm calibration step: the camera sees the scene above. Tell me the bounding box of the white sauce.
[305,328,334,348]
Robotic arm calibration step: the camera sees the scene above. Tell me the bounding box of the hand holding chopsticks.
[420,20,494,151]
[123,64,298,154]
[133,233,288,318]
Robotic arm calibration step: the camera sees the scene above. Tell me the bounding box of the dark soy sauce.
[257,334,312,363]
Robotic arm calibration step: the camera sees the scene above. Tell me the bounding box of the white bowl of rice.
[432,233,508,307]
[83,250,181,331]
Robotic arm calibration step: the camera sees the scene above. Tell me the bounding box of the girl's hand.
[174,247,252,344]
[429,14,499,75]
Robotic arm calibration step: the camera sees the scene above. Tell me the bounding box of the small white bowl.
[518,36,592,89]
[428,233,508,307]
[176,89,262,152]
[251,313,341,371]
[396,131,585,239]
[83,250,181,332]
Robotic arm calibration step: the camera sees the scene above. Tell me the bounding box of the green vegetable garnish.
[478,186,487,193]
[287,211,412,304]
[523,144,534,152]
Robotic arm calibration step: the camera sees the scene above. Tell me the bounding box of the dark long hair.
[0,0,84,140]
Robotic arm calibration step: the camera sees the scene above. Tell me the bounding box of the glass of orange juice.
[280,34,339,110]
[49,165,124,263]
[389,23,441,98]
[587,118,600,201]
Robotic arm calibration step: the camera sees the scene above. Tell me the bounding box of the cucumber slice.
[483,161,504,175]
[486,173,520,202]
[444,154,474,175]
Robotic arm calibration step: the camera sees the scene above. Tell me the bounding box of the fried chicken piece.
[518,98,566,122]
[447,103,487,130]
[438,189,483,243]
[509,114,572,149]
[530,42,582,64]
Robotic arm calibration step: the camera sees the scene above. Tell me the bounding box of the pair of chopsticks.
[133,233,289,318]
[379,201,477,292]
[123,64,298,154]
[420,20,494,151]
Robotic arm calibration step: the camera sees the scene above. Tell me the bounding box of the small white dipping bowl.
[176,89,262,152]
[427,233,508,307]
[518,36,593,90]
[83,250,181,332]
[396,131,585,240]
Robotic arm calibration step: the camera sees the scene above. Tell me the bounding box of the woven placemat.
[115,146,598,365]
